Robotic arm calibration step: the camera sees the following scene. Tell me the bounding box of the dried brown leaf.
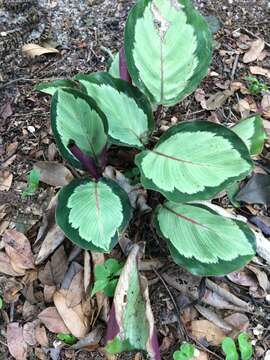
[205,90,232,110]
[54,289,90,338]
[224,313,250,333]
[35,224,65,265]
[35,325,49,347]
[38,307,69,334]
[191,320,226,346]
[44,285,56,303]
[3,278,23,303]
[243,39,265,63]
[7,323,28,360]
[0,251,23,276]
[22,43,59,58]
[250,66,270,79]
[38,261,54,286]
[34,161,73,187]
[23,321,37,346]
[3,230,35,272]
[194,305,232,333]
[66,270,84,308]
[0,171,13,191]
[51,245,68,285]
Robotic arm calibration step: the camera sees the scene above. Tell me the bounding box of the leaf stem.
[68,142,101,181]
[119,47,132,83]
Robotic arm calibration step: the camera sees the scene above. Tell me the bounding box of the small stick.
[231,53,240,80]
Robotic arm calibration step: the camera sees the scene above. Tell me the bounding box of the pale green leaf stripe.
[141,131,251,194]
[68,182,123,251]
[133,0,198,104]
[232,115,266,156]
[157,202,254,264]
[109,52,120,79]
[79,81,148,147]
[56,89,107,158]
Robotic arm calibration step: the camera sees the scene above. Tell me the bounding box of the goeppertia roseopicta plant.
[37,0,267,281]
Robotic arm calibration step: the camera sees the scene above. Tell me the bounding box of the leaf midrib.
[152,150,223,168]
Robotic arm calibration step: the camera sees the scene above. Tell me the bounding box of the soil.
[1,0,270,359]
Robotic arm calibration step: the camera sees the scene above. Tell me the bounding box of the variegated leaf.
[125,0,212,106]
[51,88,107,169]
[136,121,253,202]
[155,202,256,276]
[75,72,153,148]
[56,178,132,253]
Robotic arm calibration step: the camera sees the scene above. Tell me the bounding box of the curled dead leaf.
[0,251,23,276]
[22,43,59,58]
[34,161,73,187]
[243,38,265,63]
[250,66,270,79]
[53,289,90,338]
[191,320,226,346]
[38,306,69,334]
[3,230,35,273]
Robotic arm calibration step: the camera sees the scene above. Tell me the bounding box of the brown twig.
[231,53,240,80]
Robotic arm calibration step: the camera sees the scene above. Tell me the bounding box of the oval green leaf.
[154,202,256,276]
[56,178,132,252]
[222,337,238,360]
[124,0,212,106]
[75,72,153,148]
[232,115,267,156]
[136,121,253,202]
[51,88,108,169]
[238,333,253,360]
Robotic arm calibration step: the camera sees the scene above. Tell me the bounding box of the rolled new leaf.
[155,202,256,276]
[108,52,120,79]
[56,178,132,253]
[232,115,267,156]
[75,72,154,148]
[105,245,161,359]
[136,121,253,202]
[51,88,108,170]
[124,0,212,106]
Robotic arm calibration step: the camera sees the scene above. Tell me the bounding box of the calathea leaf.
[232,115,267,156]
[124,0,212,106]
[56,178,132,253]
[154,202,256,276]
[136,121,253,202]
[36,80,84,96]
[51,88,108,170]
[105,245,161,359]
[75,72,153,148]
